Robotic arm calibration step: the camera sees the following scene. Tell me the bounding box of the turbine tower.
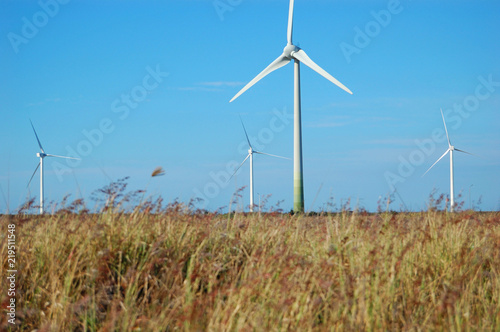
[229,0,352,212]
[423,109,473,212]
[28,120,79,214]
[232,119,289,212]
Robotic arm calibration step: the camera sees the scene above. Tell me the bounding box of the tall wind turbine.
[231,119,289,212]
[422,109,473,212]
[27,120,79,214]
[229,0,352,212]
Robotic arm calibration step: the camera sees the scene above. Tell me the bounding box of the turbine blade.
[239,115,252,148]
[254,151,291,160]
[454,148,475,156]
[30,120,45,153]
[440,108,451,147]
[287,0,295,44]
[422,149,450,177]
[230,54,291,102]
[292,49,353,95]
[27,162,40,188]
[229,154,250,180]
[45,154,80,160]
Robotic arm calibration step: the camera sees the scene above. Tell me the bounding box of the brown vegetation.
[1,201,499,331]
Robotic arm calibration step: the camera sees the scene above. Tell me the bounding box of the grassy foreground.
[1,208,499,331]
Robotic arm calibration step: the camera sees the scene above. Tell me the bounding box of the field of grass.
[1,195,499,330]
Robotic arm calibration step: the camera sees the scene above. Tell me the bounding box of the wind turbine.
[229,0,352,212]
[27,120,79,214]
[231,119,289,212]
[422,109,473,212]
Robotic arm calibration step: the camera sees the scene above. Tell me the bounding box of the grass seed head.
[151,167,165,177]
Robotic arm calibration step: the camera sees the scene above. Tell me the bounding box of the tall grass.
[1,200,499,330]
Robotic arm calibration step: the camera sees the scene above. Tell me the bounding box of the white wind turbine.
[27,120,80,214]
[231,119,289,212]
[230,0,352,212]
[422,109,474,212]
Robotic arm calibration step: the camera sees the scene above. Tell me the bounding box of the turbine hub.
[283,44,300,59]
[450,146,455,151]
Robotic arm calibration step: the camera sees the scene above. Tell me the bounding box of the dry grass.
[1,202,499,331]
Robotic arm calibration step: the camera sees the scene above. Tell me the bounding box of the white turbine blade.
[422,149,450,177]
[230,54,291,102]
[229,154,251,180]
[254,151,291,160]
[292,49,353,95]
[30,120,45,153]
[239,116,252,148]
[27,162,40,188]
[46,154,80,160]
[287,0,295,44]
[440,108,451,147]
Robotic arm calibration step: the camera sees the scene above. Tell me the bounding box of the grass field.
[1,192,499,331]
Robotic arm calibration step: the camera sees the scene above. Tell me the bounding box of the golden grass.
[1,207,499,331]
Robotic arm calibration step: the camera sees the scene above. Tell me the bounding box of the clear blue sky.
[1,0,499,213]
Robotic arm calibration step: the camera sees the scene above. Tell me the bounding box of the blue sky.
[1,0,499,213]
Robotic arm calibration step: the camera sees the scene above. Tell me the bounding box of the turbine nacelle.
[248,147,253,155]
[283,44,300,59]
[36,152,46,158]
[450,146,455,151]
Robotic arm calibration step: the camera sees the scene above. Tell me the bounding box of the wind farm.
[1,0,499,330]
[1,0,497,214]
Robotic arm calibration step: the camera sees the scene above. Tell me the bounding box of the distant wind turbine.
[27,120,79,214]
[229,0,352,212]
[422,109,474,212]
[231,119,289,212]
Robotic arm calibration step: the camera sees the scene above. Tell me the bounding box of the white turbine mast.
[422,109,474,212]
[231,118,289,212]
[229,0,352,212]
[27,120,80,214]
